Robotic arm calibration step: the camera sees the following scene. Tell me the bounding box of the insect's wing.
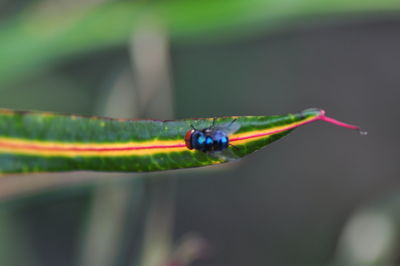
[216,120,241,135]
[208,148,240,162]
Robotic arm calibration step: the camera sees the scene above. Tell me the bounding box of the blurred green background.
[1,0,400,265]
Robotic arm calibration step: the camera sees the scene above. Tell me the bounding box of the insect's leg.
[190,124,197,130]
[227,118,237,129]
[229,143,240,151]
[211,117,217,128]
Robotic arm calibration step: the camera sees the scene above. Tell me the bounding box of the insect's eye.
[205,136,213,145]
[221,137,228,144]
[197,135,206,145]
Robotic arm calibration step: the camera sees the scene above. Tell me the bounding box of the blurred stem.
[130,19,174,120]
[129,20,175,266]
[77,70,143,266]
[139,178,176,266]
[77,179,143,266]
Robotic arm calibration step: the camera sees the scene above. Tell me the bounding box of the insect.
[185,118,240,155]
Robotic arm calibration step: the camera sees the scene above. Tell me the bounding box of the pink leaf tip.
[315,109,367,135]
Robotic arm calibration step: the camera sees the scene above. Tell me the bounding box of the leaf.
[0,108,363,174]
[1,0,400,85]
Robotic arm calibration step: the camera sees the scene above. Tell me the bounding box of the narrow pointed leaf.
[0,108,362,174]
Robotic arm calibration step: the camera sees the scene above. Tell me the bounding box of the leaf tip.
[313,109,366,135]
[300,108,326,118]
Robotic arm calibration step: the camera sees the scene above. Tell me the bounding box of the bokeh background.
[0,1,400,266]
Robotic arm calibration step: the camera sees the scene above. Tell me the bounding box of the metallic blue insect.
[185,119,239,153]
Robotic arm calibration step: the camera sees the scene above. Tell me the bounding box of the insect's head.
[184,129,195,149]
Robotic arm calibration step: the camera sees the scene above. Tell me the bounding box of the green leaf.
[0,108,362,174]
